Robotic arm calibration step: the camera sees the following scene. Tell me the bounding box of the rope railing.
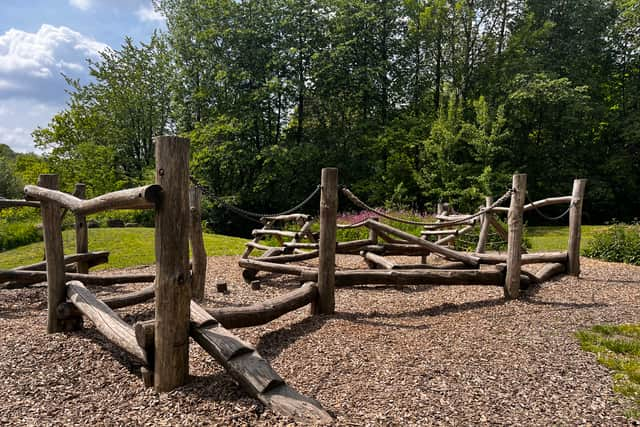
[525,192,573,221]
[189,175,320,223]
[340,186,513,229]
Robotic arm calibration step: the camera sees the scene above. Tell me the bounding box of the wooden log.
[252,229,298,238]
[239,258,317,280]
[189,186,207,301]
[283,242,319,250]
[153,135,191,392]
[434,224,474,246]
[488,216,508,240]
[0,199,40,209]
[360,244,432,256]
[73,184,89,274]
[365,220,480,267]
[335,239,376,253]
[391,261,471,270]
[260,213,313,224]
[0,270,154,286]
[188,301,332,423]
[476,196,493,253]
[434,214,476,222]
[58,284,155,319]
[24,184,162,215]
[567,179,587,276]
[534,262,566,283]
[421,229,460,236]
[242,247,285,283]
[505,174,527,299]
[312,167,337,315]
[67,281,147,363]
[473,251,568,265]
[361,251,396,269]
[13,251,109,272]
[38,174,69,333]
[245,241,278,251]
[334,269,504,287]
[254,250,320,264]
[491,196,573,213]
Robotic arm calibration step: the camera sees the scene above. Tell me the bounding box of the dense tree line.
[30,0,640,233]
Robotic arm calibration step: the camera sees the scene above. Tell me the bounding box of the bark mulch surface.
[1,255,639,426]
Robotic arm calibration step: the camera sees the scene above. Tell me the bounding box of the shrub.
[0,220,42,251]
[583,224,640,265]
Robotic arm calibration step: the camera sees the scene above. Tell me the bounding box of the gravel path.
[1,256,639,425]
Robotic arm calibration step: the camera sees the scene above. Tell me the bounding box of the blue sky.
[0,0,165,153]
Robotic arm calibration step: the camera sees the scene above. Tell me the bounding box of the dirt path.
[1,256,638,425]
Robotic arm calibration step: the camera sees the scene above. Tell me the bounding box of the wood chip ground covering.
[1,255,639,425]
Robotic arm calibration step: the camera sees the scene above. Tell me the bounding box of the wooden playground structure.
[0,136,586,424]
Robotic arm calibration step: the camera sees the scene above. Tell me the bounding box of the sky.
[0,0,165,153]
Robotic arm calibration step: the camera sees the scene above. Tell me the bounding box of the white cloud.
[135,4,165,23]
[69,0,93,11]
[0,26,109,152]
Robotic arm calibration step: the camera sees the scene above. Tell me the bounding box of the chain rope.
[526,192,572,222]
[340,186,513,229]
[189,175,320,223]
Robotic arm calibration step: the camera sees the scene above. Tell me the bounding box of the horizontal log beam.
[434,225,474,246]
[421,229,459,236]
[391,261,472,270]
[238,258,318,281]
[58,285,155,319]
[365,220,479,267]
[0,199,40,209]
[473,251,568,265]
[24,184,162,215]
[254,250,320,264]
[490,196,572,213]
[67,281,147,364]
[0,270,154,286]
[252,229,297,238]
[334,269,503,287]
[14,251,109,272]
[260,214,313,224]
[360,244,432,256]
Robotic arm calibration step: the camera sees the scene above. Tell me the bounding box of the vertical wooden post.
[436,202,444,216]
[311,168,337,315]
[505,174,527,299]
[368,217,379,243]
[189,185,207,301]
[39,174,66,333]
[475,196,493,254]
[74,183,89,274]
[154,136,191,392]
[567,179,587,276]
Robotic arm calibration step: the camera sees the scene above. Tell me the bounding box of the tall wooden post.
[154,136,191,392]
[39,174,66,333]
[475,196,493,254]
[505,174,527,299]
[189,185,207,301]
[567,179,587,276]
[74,183,89,274]
[311,168,337,315]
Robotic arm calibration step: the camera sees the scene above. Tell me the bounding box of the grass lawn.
[526,225,608,252]
[0,228,247,270]
[577,325,640,418]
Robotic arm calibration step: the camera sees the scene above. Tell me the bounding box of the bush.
[583,224,640,265]
[0,220,42,251]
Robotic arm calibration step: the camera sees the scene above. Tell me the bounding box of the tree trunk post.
[311,168,337,315]
[74,183,89,274]
[567,179,587,276]
[39,175,67,333]
[189,185,207,301]
[475,196,493,254]
[154,136,191,392]
[505,174,527,299]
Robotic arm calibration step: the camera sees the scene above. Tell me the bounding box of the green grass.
[0,228,247,270]
[577,325,640,419]
[526,225,608,252]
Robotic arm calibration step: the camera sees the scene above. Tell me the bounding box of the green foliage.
[0,220,42,252]
[583,224,640,265]
[577,324,640,419]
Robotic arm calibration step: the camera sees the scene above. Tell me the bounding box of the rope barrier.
[341,186,513,229]
[189,175,320,223]
[526,192,572,221]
